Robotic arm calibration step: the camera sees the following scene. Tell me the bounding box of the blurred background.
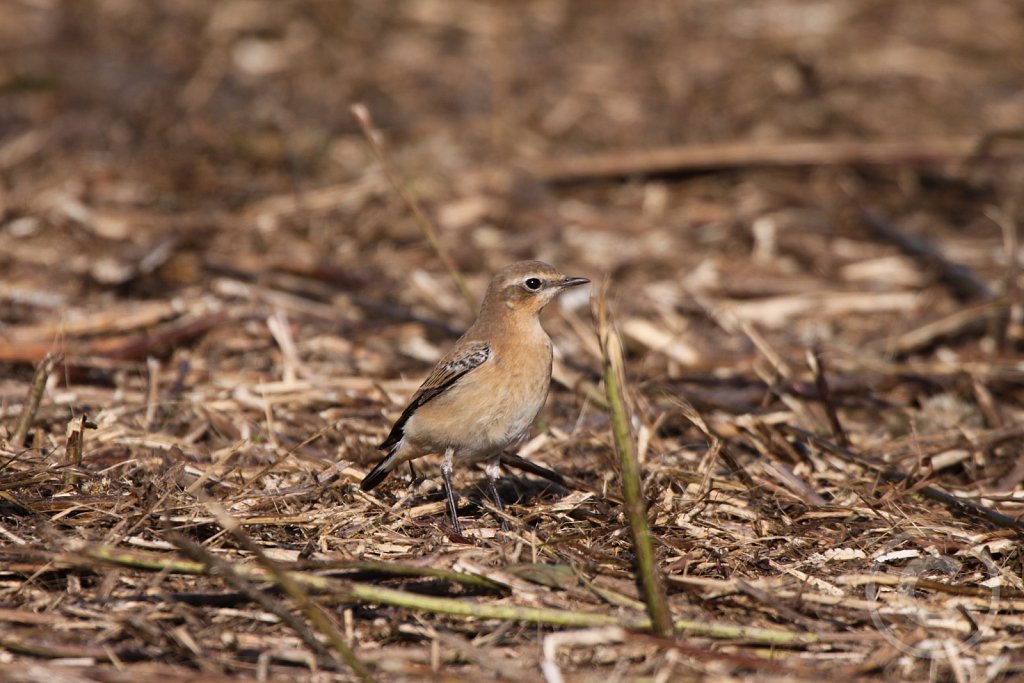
[3,1,1021,344]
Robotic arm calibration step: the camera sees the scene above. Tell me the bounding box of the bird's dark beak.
[560,276,590,289]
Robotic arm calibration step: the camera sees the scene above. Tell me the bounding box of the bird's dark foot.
[485,492,512,532]
[484,460,512,531]
[493,512,512,532]
[440,450,466,538]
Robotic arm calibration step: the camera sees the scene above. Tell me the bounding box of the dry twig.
[10,352,62,449]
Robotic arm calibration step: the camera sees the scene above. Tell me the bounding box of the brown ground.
[2,1,1024,681]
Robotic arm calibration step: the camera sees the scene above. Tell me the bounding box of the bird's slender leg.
[440,447,462,535]
[485,456,510,531]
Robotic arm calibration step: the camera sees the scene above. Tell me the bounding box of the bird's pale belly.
[402,359,549,461]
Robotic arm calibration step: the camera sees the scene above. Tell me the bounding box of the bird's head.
[481,260,590,317]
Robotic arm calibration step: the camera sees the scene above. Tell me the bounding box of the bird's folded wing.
[378,341,491,451]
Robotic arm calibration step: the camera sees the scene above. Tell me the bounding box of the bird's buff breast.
[402,342,551,460]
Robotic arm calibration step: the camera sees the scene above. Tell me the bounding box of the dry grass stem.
[350,103,475,310]
[531,137,1024,182]
[10,351,62,449]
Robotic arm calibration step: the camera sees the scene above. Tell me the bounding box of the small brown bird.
[361,261,589,534]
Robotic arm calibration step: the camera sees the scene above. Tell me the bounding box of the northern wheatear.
[361,261,589,534]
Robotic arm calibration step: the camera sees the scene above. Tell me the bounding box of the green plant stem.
[593,285,674,638]
[65,544,811,645]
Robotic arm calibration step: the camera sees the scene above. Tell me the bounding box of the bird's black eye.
[524,277,542,291]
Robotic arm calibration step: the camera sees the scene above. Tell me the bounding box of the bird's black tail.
[360,450,398,491]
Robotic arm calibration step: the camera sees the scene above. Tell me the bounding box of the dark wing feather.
[378,342,491,451]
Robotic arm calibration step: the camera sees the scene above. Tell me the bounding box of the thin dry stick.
[593,282,673,638]
[236,429,330,496]
[186,439,247,496]
[350,103,475,310]
[876,300,1005,356]
[785,425,1024,534]
[734,319,828,432]
[167,532,340,672]
[529,137,1015,182]
[687,290,824,431]
[199,497,375,682]
[144,356,161,432]
[861,208,993,302]
[985,205,1021,351]
[0,311,228,364]
[672,397,773,531]
[807,346,848,446]
[11,351,62,449]
[62,415,90,487]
